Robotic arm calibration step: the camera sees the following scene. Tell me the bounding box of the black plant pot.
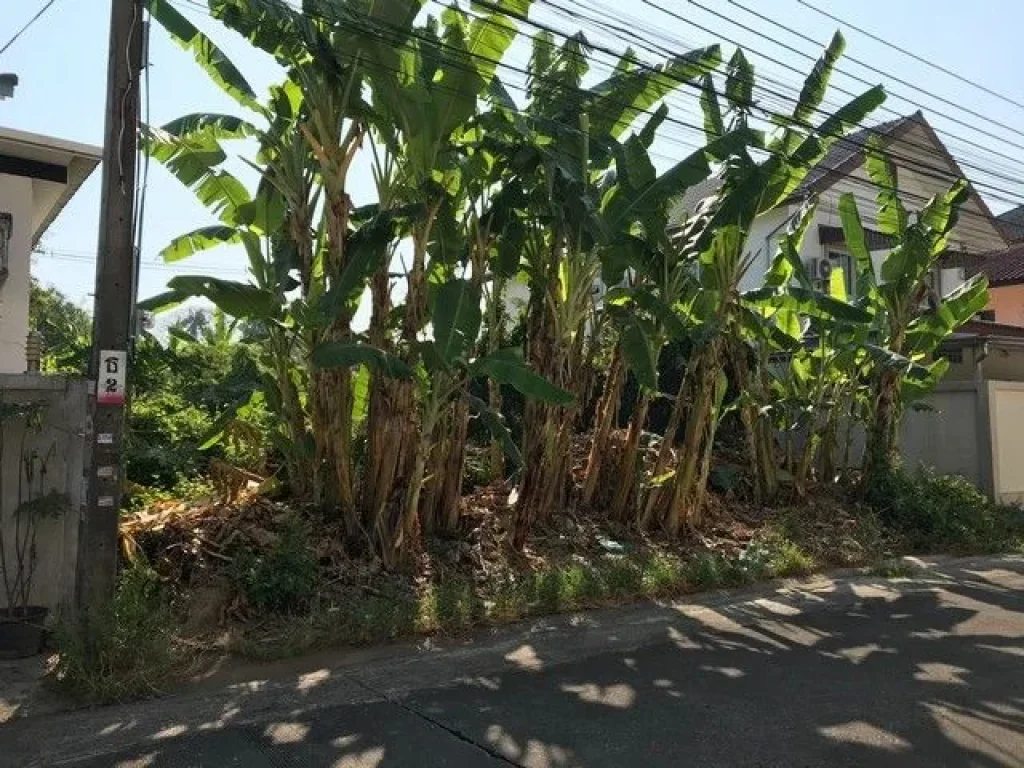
[0,606,49,659]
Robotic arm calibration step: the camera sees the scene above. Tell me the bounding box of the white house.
[670,111,1007,297]
[0,126,100,371]
[502,112,1007,322]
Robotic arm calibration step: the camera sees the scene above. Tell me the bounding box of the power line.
[711,0,1024,148]
[182,0,1022,202]
[571,0,1024,184]
[527,0,1024,190]
[796,0,1024,114]
[726,0,1024,150]
[164,0,1017,248]
[0,0,61,57]
[36,247,251,275]
[484,0,1024,208]
[640,0,1024,164]
[183,0,1024,203]
[164,0,1016,244]
[542,0,1024,193]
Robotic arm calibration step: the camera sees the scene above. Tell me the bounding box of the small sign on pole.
[96,349,127,405]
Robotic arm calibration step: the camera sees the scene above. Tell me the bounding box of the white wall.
[0,173,32,373]
[739,209,790,293]
[900,382,985,488]
[988,381,1024,504]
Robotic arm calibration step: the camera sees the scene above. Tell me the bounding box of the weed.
[233,524,317,613]
[869,466,1024,554]
[602,559,644,597]
[686,552,725,589]
[742,531,816,579]
[51,564,174,702]
[641,553,687,597]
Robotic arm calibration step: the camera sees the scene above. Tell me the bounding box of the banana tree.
[202,0,425,522]
[841,145,989,485]
[481,31,722,545]
[313,0,533,559]
[141,5,312,493]
[635,37,885,533]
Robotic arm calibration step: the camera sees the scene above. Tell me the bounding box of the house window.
[0,212,10,281]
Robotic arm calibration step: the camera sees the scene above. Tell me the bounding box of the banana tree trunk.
[421,395,470,534]
[608,392,650,521]
[486,276,506,483]
[269,332,309,497]
[730,341,763,503]
[362,254,413,547]
[581,347,625,507]
[863,325,906,488]
[863,368,902,487]
[640,357,693,529]
[309,195,356,520]
[575,312,607,433]
[363,211,439,561]
[514,248,572,549]
[663,344,719,535]
[397,383,445,568]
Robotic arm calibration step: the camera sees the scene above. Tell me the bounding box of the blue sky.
[3,0,1024,307]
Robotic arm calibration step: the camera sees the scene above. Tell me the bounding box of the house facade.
[670,112,1007,299]
[972,206,1024,326]
[0,126,100,371]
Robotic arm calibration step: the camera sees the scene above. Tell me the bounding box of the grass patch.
[50,564,176,703]
[770,502,891,568]
[114,466,1024,671]
[231,551,697,660]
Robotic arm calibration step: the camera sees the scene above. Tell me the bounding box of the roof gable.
[792,111,1006,251]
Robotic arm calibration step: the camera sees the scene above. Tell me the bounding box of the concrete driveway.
[5,555,1024,767]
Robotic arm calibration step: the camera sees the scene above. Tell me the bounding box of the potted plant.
[0,400,68,658]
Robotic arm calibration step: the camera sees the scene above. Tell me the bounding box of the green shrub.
[868,466,1024,553]
[52,564,173,702]
[126,392,212,489]
[233,525,318,613]
[741,531,816,579]
[641,553,687,596]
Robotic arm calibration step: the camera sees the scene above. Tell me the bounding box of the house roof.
[792,112,1004,246]
[0,125,101,247]
[670,111,1005,250]
[791,114,915,198]
[955,318,1024,339]
[997,205,1024,243]
[970,241,1024,287]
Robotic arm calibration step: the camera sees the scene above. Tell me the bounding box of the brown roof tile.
[972,242,1024,286]
[997,206,1024,242]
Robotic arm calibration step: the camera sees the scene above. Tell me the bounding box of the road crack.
[344,673,521,766]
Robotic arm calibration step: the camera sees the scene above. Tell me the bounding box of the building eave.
[0,125,102,248]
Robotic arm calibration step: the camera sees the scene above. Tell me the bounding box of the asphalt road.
[13,558,1024,767]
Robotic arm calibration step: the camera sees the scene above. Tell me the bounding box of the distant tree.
[28,279,91,374]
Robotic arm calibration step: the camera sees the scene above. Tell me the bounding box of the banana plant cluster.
[141,0,984,563]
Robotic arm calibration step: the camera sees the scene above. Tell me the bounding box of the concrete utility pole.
[78,0,145,613]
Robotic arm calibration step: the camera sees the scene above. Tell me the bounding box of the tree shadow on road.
[38,561,1024,767]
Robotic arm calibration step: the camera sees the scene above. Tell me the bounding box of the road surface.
[7,557,1024,767]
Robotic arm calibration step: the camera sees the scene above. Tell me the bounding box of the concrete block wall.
[0,374,87,615]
